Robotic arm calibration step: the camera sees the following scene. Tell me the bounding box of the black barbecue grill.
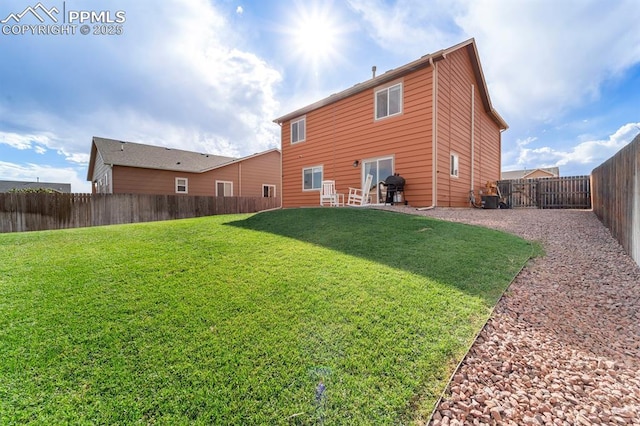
[379,174,406,205]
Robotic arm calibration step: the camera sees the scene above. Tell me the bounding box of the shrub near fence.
[592,133,640,266]
[0,193,280,233]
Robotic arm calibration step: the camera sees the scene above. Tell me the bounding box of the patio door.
[362,156,393,204]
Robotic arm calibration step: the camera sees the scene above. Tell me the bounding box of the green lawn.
[0,208,535,425]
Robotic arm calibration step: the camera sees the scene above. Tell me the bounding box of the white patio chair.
[320,180,344,206]
[347,174,373,206]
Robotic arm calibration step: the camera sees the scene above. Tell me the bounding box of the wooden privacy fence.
[497,176,591,209]
[0,193,280,233]
[592,133,640,266]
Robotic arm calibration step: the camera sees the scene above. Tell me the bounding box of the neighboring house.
[501,167,560,180]
[273,38,507,208]
[86,137,281,200]
[0,180,71,193]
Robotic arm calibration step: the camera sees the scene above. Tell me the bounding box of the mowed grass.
[0,208,535,425]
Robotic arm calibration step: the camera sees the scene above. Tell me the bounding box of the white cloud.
[508,122,640,172]
[347,0,640,127]
[0,0,282,175]
[0,131,52,150]
[454,0,640,123]
[236,6,244,15]
[347,0,465,56]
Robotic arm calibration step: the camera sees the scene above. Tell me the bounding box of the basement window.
[176,177,188,193]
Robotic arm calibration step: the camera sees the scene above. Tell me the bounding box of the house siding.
[435,47,501,207]
[282,68,434,207]
[231,150,281,197]
[107,150,281,199]
[112,167,214,195]
[90,151,112,194]
[279,39,503,208]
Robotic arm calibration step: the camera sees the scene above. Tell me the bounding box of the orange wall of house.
[111,150,281,199]
[435,47,502,207]
[281,67,435,207]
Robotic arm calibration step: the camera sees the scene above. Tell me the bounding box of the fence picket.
[0,194,280,233]
[497,176,591,209]
[592,134,640,266]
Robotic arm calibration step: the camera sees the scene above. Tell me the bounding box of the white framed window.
[302,165,323,191]
[263,184,276,198]
[216,180,233,196]
[450,153,459,178]
[175,177,188,193]
[375,83,402,120]
[291,117,306,144]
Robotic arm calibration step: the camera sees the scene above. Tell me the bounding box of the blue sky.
[1,0,639,192]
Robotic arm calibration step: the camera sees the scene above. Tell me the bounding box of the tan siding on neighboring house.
[524,170,554,179]
[113,167,215,195]
[232,150,281,197]
[109,150,282,199]
[211,165,239,195]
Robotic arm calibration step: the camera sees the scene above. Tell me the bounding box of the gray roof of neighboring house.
[90,137,237,175]
[501,167,560,180]
[0,180,71,193]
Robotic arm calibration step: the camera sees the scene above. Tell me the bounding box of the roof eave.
[272,50,440,124]
[273,38,508,131]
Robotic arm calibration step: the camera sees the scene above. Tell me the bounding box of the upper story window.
[291,117,306,144]
[176,177,188,193]
[302,165,323,190]
[450,153,459,178]
[375,83,402,120]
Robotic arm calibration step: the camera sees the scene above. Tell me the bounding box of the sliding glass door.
[362,156,393,204]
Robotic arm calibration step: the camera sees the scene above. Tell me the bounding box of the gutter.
[471,84,475,194]
[417,58,439,211]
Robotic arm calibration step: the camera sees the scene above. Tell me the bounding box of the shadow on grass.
[226,208,533,305]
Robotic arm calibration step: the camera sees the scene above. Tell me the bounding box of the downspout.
[278,122,283,208]
[418,57,438,210]
[470,84,475,193]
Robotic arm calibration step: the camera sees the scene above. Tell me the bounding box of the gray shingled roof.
[0,180,71,193]
[92,137,236,173]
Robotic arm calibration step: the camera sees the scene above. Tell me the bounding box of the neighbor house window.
[375,83,402,119]
[176,177,188,193]
[291,117,306,144]
[216,181,233,196]
[302,166,323,190]
[450,153,459,178]
[263,184,276,198]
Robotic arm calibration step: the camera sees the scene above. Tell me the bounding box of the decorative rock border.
[382,207,640,426]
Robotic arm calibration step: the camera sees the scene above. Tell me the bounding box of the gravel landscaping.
[381,207,640,425]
